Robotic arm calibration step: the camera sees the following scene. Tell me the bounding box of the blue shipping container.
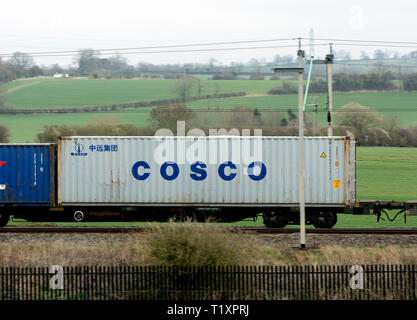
[0,144,55,204]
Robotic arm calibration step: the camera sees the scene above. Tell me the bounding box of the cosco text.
[132,161,267,181]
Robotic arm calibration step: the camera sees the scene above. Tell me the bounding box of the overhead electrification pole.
[297,43,306,250]
[306,43,334,137]
[273,37,313,250]
[326,44,334,136]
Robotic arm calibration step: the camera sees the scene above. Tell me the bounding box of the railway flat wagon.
[0,136,414,228]
[55,136,356,227]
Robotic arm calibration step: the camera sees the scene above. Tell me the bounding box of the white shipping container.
[57,136,356,207]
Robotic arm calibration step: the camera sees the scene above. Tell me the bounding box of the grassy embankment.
[2,223,417,267]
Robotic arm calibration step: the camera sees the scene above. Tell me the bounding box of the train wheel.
[263,211,288,228]
[73,210,87,222]
[0,213,9,227]
[312,211,337,228]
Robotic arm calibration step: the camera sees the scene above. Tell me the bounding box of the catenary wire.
[303,37,417,46]
[2,36,417,58]
[0,38,297,57]
[0,44,331,58]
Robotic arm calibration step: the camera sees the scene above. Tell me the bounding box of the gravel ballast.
[1,232,417,248]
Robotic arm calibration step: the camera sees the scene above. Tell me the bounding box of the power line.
[333,62,417,68]
[331,42,417,49]
[0,38,296,57]
[304,37,417,46]
[0,44,332,59]
[15,40,417,60]
[2,36,417,59]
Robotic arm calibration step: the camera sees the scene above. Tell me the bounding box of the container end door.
[0,145,52,204]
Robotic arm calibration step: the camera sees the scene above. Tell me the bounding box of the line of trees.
[403,72,417,91]
[35,106,298,142]
[331,71,395,91]
[268,70,417,93]
[308,71,396,92]
[0,52,45,81]
[333,103,417,147]
[32,102,417,147]
[0,126,9,142]
[4,48,417,84]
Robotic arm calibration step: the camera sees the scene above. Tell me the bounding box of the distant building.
[53,73,69,78]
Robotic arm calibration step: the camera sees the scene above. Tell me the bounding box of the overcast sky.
[1,0,416,67]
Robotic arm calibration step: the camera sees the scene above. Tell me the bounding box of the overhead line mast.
[326,44,334,136]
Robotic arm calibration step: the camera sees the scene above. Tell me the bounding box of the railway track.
[1,226,417,235]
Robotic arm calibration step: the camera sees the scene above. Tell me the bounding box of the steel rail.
[1,226,417,234]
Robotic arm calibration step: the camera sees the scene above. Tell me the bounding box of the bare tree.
[108,54,129,73]
[382,114,401,132]
[172,78,196,102]
[196,79,204,98]
[360,51,370,60]
[334,50,351,61]
[149,104,195,133]
[0,58,16,82]
[335,103,382,137]
[0,125,9,142]
[74,49,100,75]
[214,83,221,96]
[7,52,35,77]
[0,83,7,109]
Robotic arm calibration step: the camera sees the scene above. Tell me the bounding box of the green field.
[187,91,417,126]
[6,78,416,114]
[356,147,417,201]
[2,78,417,143]
[6,79,177,109]
[4,78,284,109]
[0,109,152,142]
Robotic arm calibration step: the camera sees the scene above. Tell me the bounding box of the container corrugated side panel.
[0,144,53,204]
[58,136,352,206]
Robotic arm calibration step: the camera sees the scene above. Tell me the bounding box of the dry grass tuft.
[260,245,417,266]
[0,241,146,267]
[139,222,259,266]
